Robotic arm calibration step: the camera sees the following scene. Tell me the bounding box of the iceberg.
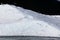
[0,4,60,37]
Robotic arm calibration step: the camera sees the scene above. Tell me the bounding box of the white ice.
[0,4,60,37]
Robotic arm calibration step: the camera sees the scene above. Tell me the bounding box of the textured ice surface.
[0,4,25,23]
[0,4,60,37]
[49,15,60,20]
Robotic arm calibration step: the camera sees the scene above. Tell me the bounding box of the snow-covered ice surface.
[0,4,60,37]
[0,4,25,23]
[49,15,60,20]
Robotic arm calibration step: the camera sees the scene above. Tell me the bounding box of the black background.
[0,0,60,15]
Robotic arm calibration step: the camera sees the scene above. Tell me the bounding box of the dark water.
[0,36,60,40]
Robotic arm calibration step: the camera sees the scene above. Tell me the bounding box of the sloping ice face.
[0,4,60,37]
